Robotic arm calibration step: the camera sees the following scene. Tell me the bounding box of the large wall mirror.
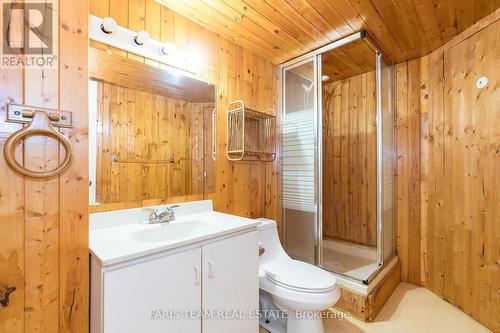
[88,49,216,208]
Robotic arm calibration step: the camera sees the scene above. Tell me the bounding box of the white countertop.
[90,200,260,266]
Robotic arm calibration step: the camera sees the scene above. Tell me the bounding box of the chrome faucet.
[143,205,180,224]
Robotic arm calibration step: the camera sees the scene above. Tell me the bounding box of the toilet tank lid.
[256,218,277,230]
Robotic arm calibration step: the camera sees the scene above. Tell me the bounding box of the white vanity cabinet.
[99,247,202,333]
[91,230,259,333]
[202,231,259,332]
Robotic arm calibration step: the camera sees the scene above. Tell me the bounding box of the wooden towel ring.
[3,111,72,178]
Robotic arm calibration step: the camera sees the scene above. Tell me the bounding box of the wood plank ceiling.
[321,38,376,82]
[156,0,500,64]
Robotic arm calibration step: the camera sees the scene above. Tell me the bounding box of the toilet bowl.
[257,218,340,333]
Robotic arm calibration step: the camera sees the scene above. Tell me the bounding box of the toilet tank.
[257,218,289,265]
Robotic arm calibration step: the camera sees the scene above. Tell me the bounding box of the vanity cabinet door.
[202,231,259,333]
[103,248,202,333]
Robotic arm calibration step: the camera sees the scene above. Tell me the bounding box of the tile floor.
[259,283,491,333]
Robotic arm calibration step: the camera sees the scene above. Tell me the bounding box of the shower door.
[281,32,395,284]
[282,57,319,264]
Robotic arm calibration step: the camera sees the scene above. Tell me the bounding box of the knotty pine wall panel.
[396,11,500,332]
[89,0,281,228]
[322,72,377,246]
[0,1,89,332]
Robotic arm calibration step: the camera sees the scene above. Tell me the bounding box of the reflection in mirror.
[88,51,216,206]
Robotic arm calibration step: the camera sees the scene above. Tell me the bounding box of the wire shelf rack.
[226,100,276,162]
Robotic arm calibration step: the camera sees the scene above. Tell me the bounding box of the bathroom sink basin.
[131,220,215,243]
[90,201,260,266]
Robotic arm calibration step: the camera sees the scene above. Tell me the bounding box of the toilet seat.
[256,218,341,332]
[265,259,337,293]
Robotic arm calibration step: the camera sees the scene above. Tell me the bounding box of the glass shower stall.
[281,31,395,284]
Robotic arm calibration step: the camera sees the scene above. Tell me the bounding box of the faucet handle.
[143,208,158,221]
[167,205,180,210]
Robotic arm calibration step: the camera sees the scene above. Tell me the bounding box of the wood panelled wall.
[89,0,281,225]
[0,1,89,332]
[93,81,210,204]
[322,72,377,246]
[396,10,500,332]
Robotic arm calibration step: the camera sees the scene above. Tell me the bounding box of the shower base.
[321,238,378,282]
[330,258,400,322]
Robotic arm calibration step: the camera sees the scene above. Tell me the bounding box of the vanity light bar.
[89,15,198,76]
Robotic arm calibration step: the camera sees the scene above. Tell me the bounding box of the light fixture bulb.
[160,43,176,56]
[133,30,150,46]
[100,17,117,34]
[321,75,330,82]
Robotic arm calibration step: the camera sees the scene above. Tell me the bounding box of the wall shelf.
[226,100,276,162]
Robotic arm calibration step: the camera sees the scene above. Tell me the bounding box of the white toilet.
[257,218,340,333]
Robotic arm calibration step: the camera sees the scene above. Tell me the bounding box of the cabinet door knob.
[208,261,214,278]
[0,286,16,307]
[194,267,200,285]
